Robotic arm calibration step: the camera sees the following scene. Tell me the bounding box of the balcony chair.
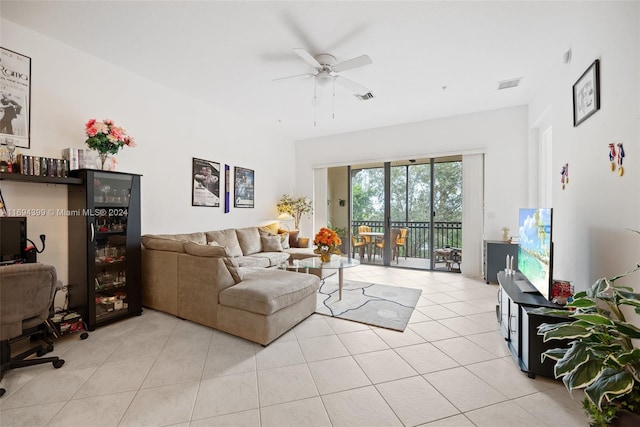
[396,228,408,260]
[357,225,374,260]
[373,229,401,263]
[1,263,65,398]
[351,234,366,259]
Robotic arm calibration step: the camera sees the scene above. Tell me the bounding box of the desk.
[357,232,384,260]
[299,257,360,300]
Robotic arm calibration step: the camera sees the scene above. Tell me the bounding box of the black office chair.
[0,263,65,397]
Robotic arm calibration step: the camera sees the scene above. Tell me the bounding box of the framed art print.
[573,59,600,127]
[192,157,220,207]
[234,166,254,208]
[0,47,31,148]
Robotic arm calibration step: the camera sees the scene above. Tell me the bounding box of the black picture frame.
[573,59,600,127]
[192,157,220,207]
[0,47,31,148]
[234,166,254,208]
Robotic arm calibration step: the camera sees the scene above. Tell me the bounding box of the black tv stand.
[514,278,538,293]
[497,271,567,379]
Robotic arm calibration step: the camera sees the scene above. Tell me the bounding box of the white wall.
[528,1,640,291]
[295,106,530,277]
[1,20,295,284]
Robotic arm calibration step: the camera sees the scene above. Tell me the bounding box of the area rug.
[315,280,422,331]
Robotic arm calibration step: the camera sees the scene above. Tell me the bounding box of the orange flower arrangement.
[313,227,342,262]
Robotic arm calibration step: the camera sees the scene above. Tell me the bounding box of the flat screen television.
[517,208,553,300]
[0,216,27,265]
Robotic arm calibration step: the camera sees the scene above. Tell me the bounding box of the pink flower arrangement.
[85,118,136,155]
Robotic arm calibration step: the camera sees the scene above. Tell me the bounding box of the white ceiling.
[1,1,577,141]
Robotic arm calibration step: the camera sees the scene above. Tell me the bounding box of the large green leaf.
[541,347,568,363]
[587,279,609,298]
[537,321,572,335]
[573,290,587,299]
[554,342,591,377]
[568,298,597,308]
[572,314,614,326]
[619,298,640,308]
[584,368,635,409]
[613,321,640,339]
[562,359,604,389]
[544,324,591,341]
[611,348,640,366]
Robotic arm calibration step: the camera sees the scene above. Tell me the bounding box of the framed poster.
[234,166,254,208]
[192,157,220,207]
[0,47,31,148]
[573,59,600,127]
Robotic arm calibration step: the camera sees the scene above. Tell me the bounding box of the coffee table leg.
[339,268,343,300]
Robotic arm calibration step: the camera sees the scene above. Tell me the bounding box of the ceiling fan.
[274,48,374,100]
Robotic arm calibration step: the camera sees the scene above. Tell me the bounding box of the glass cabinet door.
[90,172,133,323]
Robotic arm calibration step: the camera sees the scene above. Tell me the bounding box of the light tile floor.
[0,265,586,426]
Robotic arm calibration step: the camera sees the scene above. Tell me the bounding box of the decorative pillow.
[277,230,290,249]
[205,229,243,257]
[261,235,283,252]
[288,229,300,248]
[258,222,279,235]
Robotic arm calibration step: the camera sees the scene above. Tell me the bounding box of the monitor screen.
[517,208,553,300]
[0,216,27,264]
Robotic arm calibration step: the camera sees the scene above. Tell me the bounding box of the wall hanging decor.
[573,59,600,127]
[0,47,31,149]
[192,157,220,207]
[224,164,230,213]
[608,143,625,176]
[234,166,254,208]
[560,163,569,190]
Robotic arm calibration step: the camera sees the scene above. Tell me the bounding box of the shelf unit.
[0,172,82,185]
[484,240,518,283]
[497,271,568,379]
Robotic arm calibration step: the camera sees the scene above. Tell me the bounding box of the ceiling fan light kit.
[274,48,374,124]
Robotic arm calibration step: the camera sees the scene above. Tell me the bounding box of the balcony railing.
[351,220,462,259]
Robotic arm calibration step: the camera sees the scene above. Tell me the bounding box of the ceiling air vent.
[497,77,522,90]
[355,92,375,101]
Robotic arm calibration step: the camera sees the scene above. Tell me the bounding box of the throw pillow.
[183,242,243,283]
[258,222,279,235]
[278,230,290,249]
[236,227,262,255]
[261,235,283,252]
[205,229,243,257]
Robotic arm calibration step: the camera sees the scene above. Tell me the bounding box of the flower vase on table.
[97,152,110,170]
[313,227,342,263]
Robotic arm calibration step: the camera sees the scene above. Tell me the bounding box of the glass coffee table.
[298,257,360,300]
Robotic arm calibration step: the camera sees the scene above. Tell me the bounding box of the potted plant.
[276,195,313,231]
[538,256,640,426]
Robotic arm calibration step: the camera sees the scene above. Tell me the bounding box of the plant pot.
[610,410,640,427]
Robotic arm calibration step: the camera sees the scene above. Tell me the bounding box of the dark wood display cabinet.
[67,170,142,330]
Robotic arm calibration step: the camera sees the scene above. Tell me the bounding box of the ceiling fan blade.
[332,54,372,73]
[293,48,322,69]
[272,73,314,82]
[334,75,370,94]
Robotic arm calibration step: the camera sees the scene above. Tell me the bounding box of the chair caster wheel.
[37,349,46,357]
[80,332,89,340]
[0,388,5,397]
[53,360,65,369]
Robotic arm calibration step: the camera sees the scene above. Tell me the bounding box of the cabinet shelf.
[0,172,82,185]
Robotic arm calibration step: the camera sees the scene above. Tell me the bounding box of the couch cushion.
[219,269,319,315]
[205,229,243,257]
[261,235,283,252]
[155,232,206,245]
[250,252,290,267]
[141,236,186,253]
[183,242,243,283]
[235,256,270,268]
[236,227,262,255]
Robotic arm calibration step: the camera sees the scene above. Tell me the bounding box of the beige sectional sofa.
[141,225,321,345]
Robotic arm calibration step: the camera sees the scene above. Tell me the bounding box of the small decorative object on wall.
[572,59,600,127]
[608,142,625,176]
[192,158,220,207]
[502,227,510,242]
[313,227,342,262]
[85,118,136,170]
[0,47,31,149]
[234,166,254,208]
[224,164,230,213]
[560,163,569,190]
